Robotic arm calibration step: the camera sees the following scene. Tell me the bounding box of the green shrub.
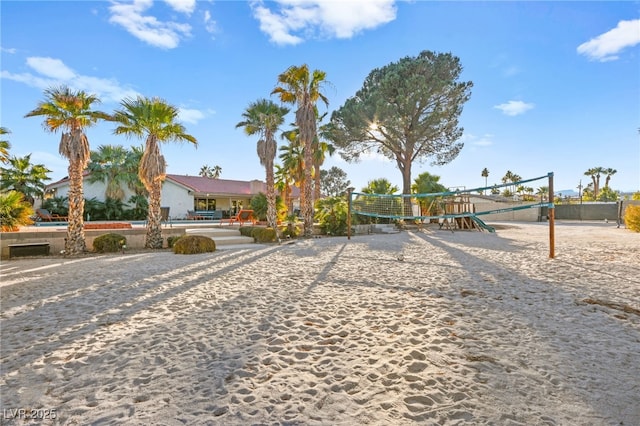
[0,191,34,231]
[282,214,300,238]
[173,235,216,254]
[315,196,349,236]
[251,227,277,243]
[93,233,127,253]
[624,204,640,232]
[238,226,255,237]
[249,192,287,222]
[167,235,183,248]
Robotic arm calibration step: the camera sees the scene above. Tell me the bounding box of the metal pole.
[548,172,555,259]
[347,187,354,240]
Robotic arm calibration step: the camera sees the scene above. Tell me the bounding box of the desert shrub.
[93,233,127,253]
[251,227,277,243]
[624,204,640,232]
[167,235,183,248]
[173,235,216,254]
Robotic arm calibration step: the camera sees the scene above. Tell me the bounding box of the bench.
[188,210,223,220]
[8,242,51,258]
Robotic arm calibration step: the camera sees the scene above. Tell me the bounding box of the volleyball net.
[349,172,554,222]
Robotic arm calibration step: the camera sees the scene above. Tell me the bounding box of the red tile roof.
[166,174,262,195]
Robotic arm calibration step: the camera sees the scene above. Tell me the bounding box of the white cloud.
[203,10,217,35]
[26,57,76,80]
[463,133,494,147]
[1,46,17,54]
[250,0,397,45]
[577,19,640,62]
[108,0,192,49]
[178,107,205,124]
[1,57,139,104]
[164,0,196,15]
[494,100,535,116]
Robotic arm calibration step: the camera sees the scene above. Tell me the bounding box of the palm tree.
[362,178,399,194]
[0,127,11,164]
[199,165,214,177]
[0,154,52,204]
[124,145,147,197]
[199,164,223,179]
[88,144,130,201]
[536,186,549,202]
[236,99,289,230]
[278,142,305,212]
[25,86,110,254]
[584,167,605,199]
[113,96,197,248]
[412,172,447,217]
[275,163,295,212]
[603,168,617,188]
[481,168,489,194]
[272,64,329,237]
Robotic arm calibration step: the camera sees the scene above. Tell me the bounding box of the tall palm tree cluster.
[237,64,331,237]
[584,167,617,200]
[23,86,196,254]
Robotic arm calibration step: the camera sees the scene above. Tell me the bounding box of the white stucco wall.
[160,180,193,219]
[51,179,136,205]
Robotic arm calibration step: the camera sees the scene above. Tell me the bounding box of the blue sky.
[1,1,639,195]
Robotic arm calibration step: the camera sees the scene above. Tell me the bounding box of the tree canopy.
[327,50,472,197]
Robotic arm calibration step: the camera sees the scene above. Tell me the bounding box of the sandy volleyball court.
[1,221,638,425]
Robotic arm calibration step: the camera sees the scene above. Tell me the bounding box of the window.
[194,198,216,211]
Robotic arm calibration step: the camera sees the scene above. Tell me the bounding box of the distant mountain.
[556,189,578,196]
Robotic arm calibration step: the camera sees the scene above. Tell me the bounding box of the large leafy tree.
[236,99,289,230]
[320,166,350,197]
[25,86,110,255]
[0,154,52,204]
[113,96,197,248]
[272,64,329,237]
[328,51,472,214]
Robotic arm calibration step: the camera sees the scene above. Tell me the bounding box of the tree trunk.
[401,161,413,217]
[65,160,86,254]
[299,105,316,238]
[266,160,277,230]
[145,180,163,249]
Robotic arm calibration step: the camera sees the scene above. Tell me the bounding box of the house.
[45,174,300,220]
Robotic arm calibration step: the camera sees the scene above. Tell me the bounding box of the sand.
[1,221,638,425]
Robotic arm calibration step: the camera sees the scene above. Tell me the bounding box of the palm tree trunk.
[266,160,277,230]
[145,180,163,249]
[65,160,86,254]
[299,106,316,237]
